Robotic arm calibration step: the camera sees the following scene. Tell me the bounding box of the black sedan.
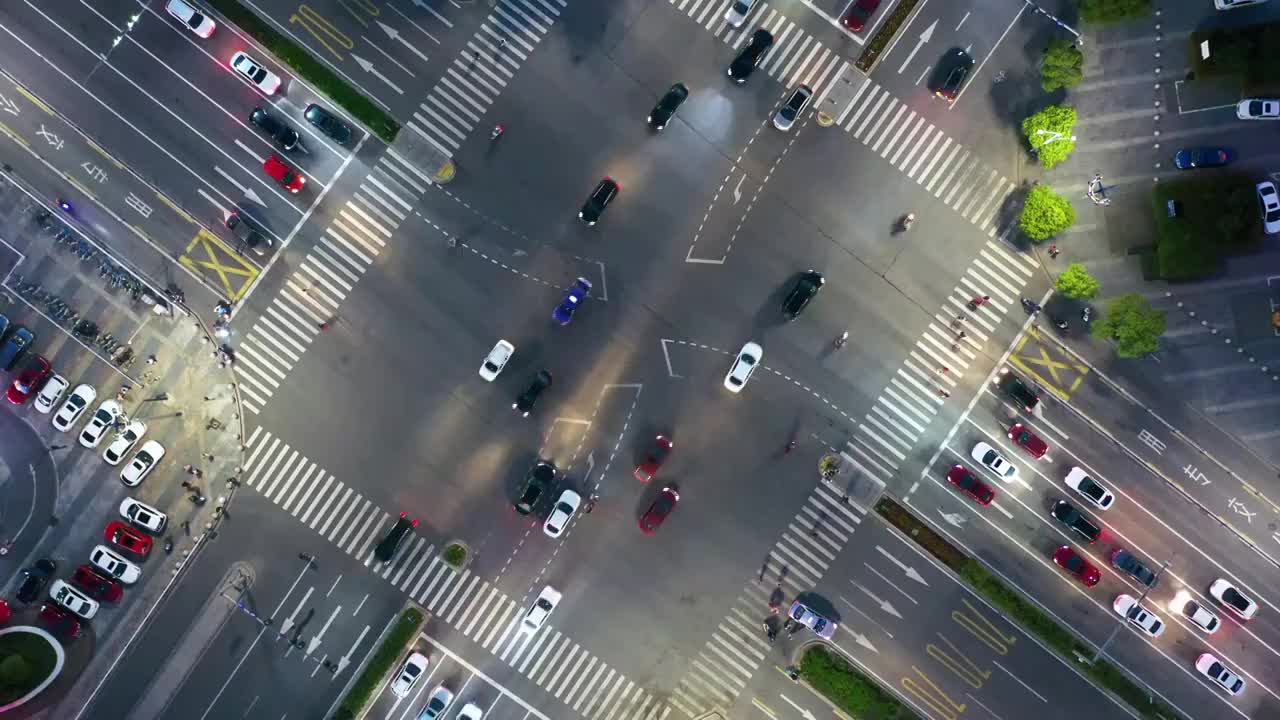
[782,271,824,320]
[249,107,300,151]
[579,177,619,226]
[728,28,773,84]
[648,83,689,131]
[1173,147,1231,169]
[16,559,55,603]
[930,49,972,100]
[305,103,353,145]
[514,370,553,417]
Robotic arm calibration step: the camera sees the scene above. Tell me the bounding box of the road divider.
[800,645,920,719]
[855,0,926,72]
[333,606,424,719]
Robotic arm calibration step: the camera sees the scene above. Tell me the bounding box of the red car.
[1008,423,1048,459]
[7,354,50,405]
[945,464,994,506]
[263,154,305,193]
[840,0,882,32]
[1052,545,1100,587]
[634,435,673,482]
[39,602,82,640]
[638,485,679,535]
[105,521,152,557]
[72,565,123,602]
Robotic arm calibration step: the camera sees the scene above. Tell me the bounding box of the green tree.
[1093,293,1166,358]
[1041,39,1084,92]
[1055,263,1100,299]
[1019,185,1077,242]
[1022,105,1078,169]
[1078,0,1152,24]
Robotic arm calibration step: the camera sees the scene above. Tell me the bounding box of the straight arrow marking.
[876,545,929,586]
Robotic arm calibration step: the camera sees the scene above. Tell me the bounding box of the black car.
[998,371,1039,413]
[514,370,553,417]
[249,107,300,151]
[1111,548,1157,588]
[0,325,34,371]
[1173,147,1231,170]
[931,49,972,100]
[783,271,824,320]
[374,512,417,562]
[648,83,689,131]
[226,210,274,257]
[516,461,556,515]
[728,28,773,84]
[304,103,352,145]
[16,559,55,604]
[579,177,619,226]
[1050,500,1101,543]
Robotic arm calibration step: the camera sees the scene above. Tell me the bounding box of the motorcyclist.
[490,123,504,140]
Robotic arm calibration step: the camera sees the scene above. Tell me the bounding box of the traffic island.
[875,497,1186,720]
[331,606,424,720]
[797,645,919,720]
[855,0,926,72]
[442,542,469,571]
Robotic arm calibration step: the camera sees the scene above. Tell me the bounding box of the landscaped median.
[855,0,925,72]
[206,0,400,144]
[876,497,1186,720]
[800,646,919,719]
[332,607,424,720]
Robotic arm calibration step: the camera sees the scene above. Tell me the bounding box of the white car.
[456,703,483,720]
[390,652,429,698]
[50,579,99,619]
[970,442,1017,482]
[103,419,147,465]
[1258,181,1280,234]
[165,0,216,37]
[479,339,515,382]
[543,489,581,538]
[79,399,122,448]
[90,544,141,584]
[1209,578,1258,620]
[724,341,762,393]
[33,374,68,414]
[52,383,95,432]
[1216,0,1268,9]
[1112,594,1164,638]
[1237,98,1280,119]
[230,51,282,95]
[773,84,814,132]
[1196,653,1245,696]
[122,440,165,487]
[724,0,756,27]
[1064,467,1114,509]
[120,498,168,534]
[418,686,454,719]
[518,585,561,636]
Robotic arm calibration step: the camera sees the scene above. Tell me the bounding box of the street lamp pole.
[1035,129,1077,146]
[1080,559,1171,665]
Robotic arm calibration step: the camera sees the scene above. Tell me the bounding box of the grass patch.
[1188,20,1280,93]
[801,646,919,720]
[334,608,424,719]
[0,631,58,704]
[1151,174,1257,281]
[1077,0,1152,25]
[876,498,1186,720]
[443,543,467,567]
[855,0,924,72]
[206,0,399,143]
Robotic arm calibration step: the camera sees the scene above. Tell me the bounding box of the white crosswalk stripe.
[668,0,1019,238]
[238,428,682,719]
[233,152,433,415]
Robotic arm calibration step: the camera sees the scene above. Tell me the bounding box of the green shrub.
[206,0,399,143]
[338,608,424,716]
[875,498,967,571]
[1151,175,1255,281]
[1092,293,1166,358]
[1055,263,1100,299]
[1188,21,1280,92]
[1022,105,1078,170]
[1019,185,1076,241]
[1078,0,1152,24]
[801,647,919,719]
[1041,39,1084,92]
[443,543,467,567]
[856,0,925,71]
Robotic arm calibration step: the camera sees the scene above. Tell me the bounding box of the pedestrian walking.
[938,388,951,398]
[937,366,949,375]
[145,354,157,365]
[951,315,965,328]
[183,464,194,474]
[1048,244,1060,259]
[194,468,204,479]
[180,520,190,534]
[955,330,967,341]
[181,480,192,490]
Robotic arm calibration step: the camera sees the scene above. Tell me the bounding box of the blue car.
[1173,147,1231,169]
[553,278,592,325]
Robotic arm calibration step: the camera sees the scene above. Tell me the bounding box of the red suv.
[945,464,994,506]
[7,354,50,404]
[263,154,305,193]
[72,564,123,602]
[105,521,152,557]
[39,603,82,640]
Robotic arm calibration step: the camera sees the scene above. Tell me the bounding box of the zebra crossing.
[671,482,864,716]
[668,0,1017,238]
[239,426,675,720]
[233,150,434,414]
[407,0,568,154]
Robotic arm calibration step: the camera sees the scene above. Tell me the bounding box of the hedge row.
[801,646,919,720]
[206,0,400,143]
[334,608,424,719]
[875,498,1186,720]
[855,0,924,72]
[1188,20,1280,94]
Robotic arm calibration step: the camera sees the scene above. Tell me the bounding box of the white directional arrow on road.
[897,20,937,74]
[876,545,928,586]
[377,21,430,65]
[307,605,342,655]
[732,173,746,204]
[851,631,878,653]
[852,581,902,619]
[352,55,404,95]
[336,625,369,676]
[780,694,817,720]
[212,167,264,207]
[0,93,18,115]
[939,507,967,528]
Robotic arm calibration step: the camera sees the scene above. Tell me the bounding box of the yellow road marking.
[154,192,195,225]
[0,121,30,149]
[179,228,258,300]
[1009,330,1089,400]
[749,697,778,718]
[13,85,52,115]
[926,633,991,689]
[902,667,965,720]
[952,597,1016,655]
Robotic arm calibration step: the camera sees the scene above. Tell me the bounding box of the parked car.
[724,0,756,27]
[7,354,50,404]
[79,399,122,448]
[418,686,454,719]
[304,103,352,144]
[840,0,883,31]
[121,440,165,487]
[120,497,168,534]
[390,652,429,697]
[1173,147,1231,169]
[104,521,152,557]
[249,107,300,151]
[90,545,141,584]
[103,419,147,465]
[33,373,68,414]
[0,325,34,370]
[16,559,55,604]
[49,579,98,619]
[39,603,82,640]
[230,51,282,94]
[165,0,215,37]
[1257,181,1280,234]
[1236,98,1280,119]
[52,383,95,431]
[72,565,123,602]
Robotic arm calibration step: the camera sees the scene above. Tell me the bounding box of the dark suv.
[998,370,1039,413]
[226,210,273,256]
[515,461,556,515]
[514,370,552,417]
[249,107,300,151]
[374,512,417,562]
[1111,548,1157,587]
[782,271,824,320]
[16,559,55,603]
[0,325,34,371]
[1051,500,1100,543]
[728,28,773,84]
[304,103,352,145]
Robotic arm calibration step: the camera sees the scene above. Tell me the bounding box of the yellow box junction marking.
[1008,330,1089,400]
[179,228,258,301]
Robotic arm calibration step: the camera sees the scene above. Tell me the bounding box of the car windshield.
[1223,588,1249,609]
[1080,479,1103,497]
[981,449,998,464]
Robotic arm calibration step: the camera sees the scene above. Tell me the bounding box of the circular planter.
[442,541,470,571]
[0,626,64,711]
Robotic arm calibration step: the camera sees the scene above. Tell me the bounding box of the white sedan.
[724,341,762,393]
[724,0,756,27]
[79,399,122,448]
[165,0,216,38]
[1113,594,1165,638]
[120,498,168,534]
[33,374,68,414]
[479,339,515,382]
[1064,467,1114,510]
[1237,98,1280,119]
[52,383,95,432]
[543,489,581,538]
[230,51,282,95]
[970,442,1017,482]
[121,440,165,487]
[457,703,483,720]
[390,652,429,698]
[518,585,561,637]
[90,544,141,584]
[1258,181,1280,235]
[103,420,147,465]
[50,579,99,619]
[1196,653,1245,696]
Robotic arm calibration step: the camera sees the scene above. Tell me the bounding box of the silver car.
[418,686,454,719]
[773,85,813,131]
[787,600,837,640]
[724,0,757,27]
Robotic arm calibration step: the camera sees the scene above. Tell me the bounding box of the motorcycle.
[490,124,504,141]
[1082,306,1092,323]
[1021,297,1041,315]
[833,331,848,350]
[57,198,73,213]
